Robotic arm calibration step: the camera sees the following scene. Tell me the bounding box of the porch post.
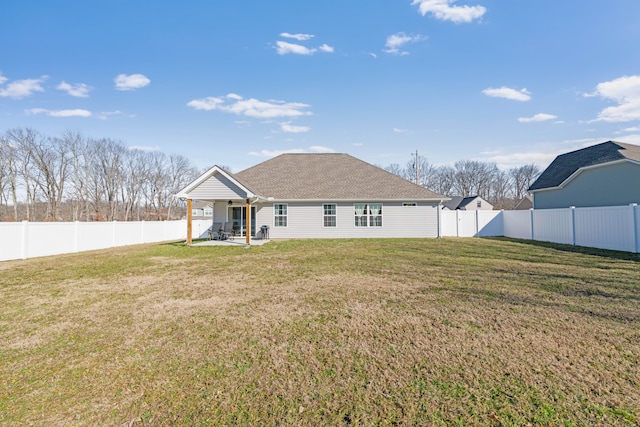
[187,199,193,245]
[246,198,251,245]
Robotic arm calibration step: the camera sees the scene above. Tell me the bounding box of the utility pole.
[415,150,419,185]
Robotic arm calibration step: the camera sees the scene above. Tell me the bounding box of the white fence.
[441,204,640,253]
[0,219,212,262]
[2,206,639,261]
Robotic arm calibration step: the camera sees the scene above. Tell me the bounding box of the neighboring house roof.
[529,141,640,191]
[442,196,464,210]
[442,195,491,210]
[232,153,446,201]
[513,195,533,210]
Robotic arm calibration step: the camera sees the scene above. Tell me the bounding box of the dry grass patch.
[0,238,639,426]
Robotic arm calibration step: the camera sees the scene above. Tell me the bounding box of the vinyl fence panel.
[532,208,574,245]
[574,205,636,252]
[0,219,212,262]
[477,211,503,237]
[503,210,533,240]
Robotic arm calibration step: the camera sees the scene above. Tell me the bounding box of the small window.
[403,202,417,207]
[477,200,482,208]
[274,204,288,227]
[191,209,199,217]
[323,203,336,227]
[203,207,213,216]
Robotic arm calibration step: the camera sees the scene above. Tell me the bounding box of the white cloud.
[0,72,7,85]
[479,150,558,169]
[275,41,316,55]
[482,86,531,101]
[280,32,314,41]
[0,76,47,99]
[26,108,92,117]
[57,81,92,98]
[369,53,377,59]
[412,0,486,23]
[623,126,640,132]
[319,44,334,53]
[187,94,312,118]
[589,75,640,122]
[518,113,558,123]
[383,32,426,55]
[114,73,150,91]
[309,145,335,153]
[353,142,364,147]
[95,110,124,120]
[280,122,311,133]
[249,146,334,157]
[393,128,408,133]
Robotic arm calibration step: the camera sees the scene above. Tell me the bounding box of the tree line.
[385,154,541,210]
[0,128,201,222]
[1,128,541,222]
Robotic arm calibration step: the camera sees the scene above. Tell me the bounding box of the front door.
[230,206,256,236]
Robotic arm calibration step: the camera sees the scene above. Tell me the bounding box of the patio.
[191,238,271,247]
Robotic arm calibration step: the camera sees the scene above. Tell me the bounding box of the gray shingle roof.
[233,153,446,200]
[529,141,640,191]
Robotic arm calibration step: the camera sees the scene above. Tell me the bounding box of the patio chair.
[208,222,223,240]
[220,221,235,240]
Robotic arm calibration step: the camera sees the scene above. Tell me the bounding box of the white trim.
[322,203,337,228]
[175,165,255,199]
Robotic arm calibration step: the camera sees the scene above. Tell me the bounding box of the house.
[176,153,448,243]
[513,195,533,210]
[442,195,493,211]
[190,200,213,219]
[528,141,640,209]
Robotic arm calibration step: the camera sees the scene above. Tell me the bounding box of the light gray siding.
[255,201,440,238]
[189,173,247,200]
[533,162,640,209]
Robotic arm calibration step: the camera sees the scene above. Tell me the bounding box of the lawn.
[1,238,639,426]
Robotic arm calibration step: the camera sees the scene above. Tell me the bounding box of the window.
[203,206,213,216]
[191,209,199,217]
[274,204,288,227]
[354,203,382,227]
[323,203,336,227]
[477,200,482,208]
[402,202,417,207]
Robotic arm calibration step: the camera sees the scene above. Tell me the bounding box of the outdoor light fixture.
[228,200,232,206]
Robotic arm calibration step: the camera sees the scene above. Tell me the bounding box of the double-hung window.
[323,203,337,227]
[274,204,288,227]
[354,203,382,227]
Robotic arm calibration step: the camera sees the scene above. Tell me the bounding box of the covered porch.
[176,166,264,246]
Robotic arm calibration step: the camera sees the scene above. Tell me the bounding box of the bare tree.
[510,164,541,201]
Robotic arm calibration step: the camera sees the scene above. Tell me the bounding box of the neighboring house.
[191,200,213,219]
[176,153,448,242]
[442,195,493,211]
[513,195,533,210]
[528,141,640,209]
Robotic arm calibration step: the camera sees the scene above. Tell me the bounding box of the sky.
[2,0,640,173]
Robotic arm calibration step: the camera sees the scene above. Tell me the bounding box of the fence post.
[570,206,576,247]
[21,220,28,260]
[475,210,479,237]
[529,209,534,241]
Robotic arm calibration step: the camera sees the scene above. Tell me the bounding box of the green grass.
[1,238,639,426]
